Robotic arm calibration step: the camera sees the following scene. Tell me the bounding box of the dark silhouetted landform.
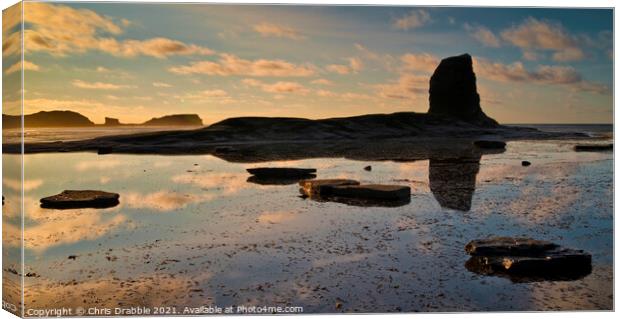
[142,114,203,126]
[3,111,94,129]
[2,111,203,129]
[3,53,592,156]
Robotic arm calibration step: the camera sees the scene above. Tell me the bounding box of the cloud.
[152,81,172,88]
[172,89,234,104]
[500,17,584,62]
[196,89,229,97]
[242,78,309,94]
[464,23,501,48]
[97,37,215,58]
[315,89,372,100]
[326,57,363,75]
[311,78,333,85]
[400,53,440,73]
[5,60,41,75]
[375,74,428,99]
[253,22,303,40]
[72,79,134,90]
[169,53,316,77]
[14,3,213,58]
[394,10,431,30]
[474,58,609,94]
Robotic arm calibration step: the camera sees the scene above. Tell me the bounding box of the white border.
[0,1,616,319]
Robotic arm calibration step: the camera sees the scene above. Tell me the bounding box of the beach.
[2,125,613,312]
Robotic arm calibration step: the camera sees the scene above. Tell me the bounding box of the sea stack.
[428,53,498,127]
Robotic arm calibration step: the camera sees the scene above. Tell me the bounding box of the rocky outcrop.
[246,167,317,185]
[104,117,121,126]
[3,111,94,129]
[325,184,411,201]
[247,168,316,178]
[464,237,592,282]
[40,190,120,209]
[299,179,360,196]
[574,143,613,152]
[428,54,498,127]
[473,140,506,149]
[299,179,411,207]
[143,114,203,126]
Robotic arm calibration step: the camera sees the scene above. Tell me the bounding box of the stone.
[40,190,120,209]
[328,184,411,201]
[428,53,498,127]
[247,175,317,186]
[247,167,317,178]
[574,144,613,152]
[97,147,113,155]
[104,117,121,126]
[299,179,411,207]
[521,160,531,166]
[465,237,592,282]
[474,140,506,149]
[465,237,559,256]
[299,179,360,196]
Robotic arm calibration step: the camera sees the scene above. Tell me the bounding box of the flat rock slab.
[299,179,411,206]
[299,179,360,196]
[247,167,317,178]
[40,190,120,209]
[465,237,559,256]
[474,140,506,149]
[329,184,411,201]
[465,237,591,282]
[247,174,316,186]
[574,143,613,152]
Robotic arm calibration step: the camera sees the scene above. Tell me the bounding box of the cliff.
[142,114,203,126]
[2,111,94,129]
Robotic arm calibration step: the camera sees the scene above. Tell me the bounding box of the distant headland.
[2,111,203,129]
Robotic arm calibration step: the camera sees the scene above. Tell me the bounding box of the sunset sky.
[2,2,613,124]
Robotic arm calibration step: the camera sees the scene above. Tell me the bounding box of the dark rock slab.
[574,143,613,152]
[40,190,120,209]
[328,184,411,201]
[466,237,559,256]
[465,237,592,282]
[247,167,317,178]
[474,140,506,149]
[299,179,411,207]
[247,174,316,186]
[428,53,498,127]
[299,179,360,196]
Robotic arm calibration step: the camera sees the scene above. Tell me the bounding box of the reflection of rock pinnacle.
[428,156,480,211]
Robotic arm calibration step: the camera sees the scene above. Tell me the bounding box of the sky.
[2,2,614,124]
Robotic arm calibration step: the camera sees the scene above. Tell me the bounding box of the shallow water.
[2,136,614,313]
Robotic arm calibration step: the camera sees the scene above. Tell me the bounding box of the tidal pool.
[2,138,613,313]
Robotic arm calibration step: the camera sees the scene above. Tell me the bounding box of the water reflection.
[428,156,481,211]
